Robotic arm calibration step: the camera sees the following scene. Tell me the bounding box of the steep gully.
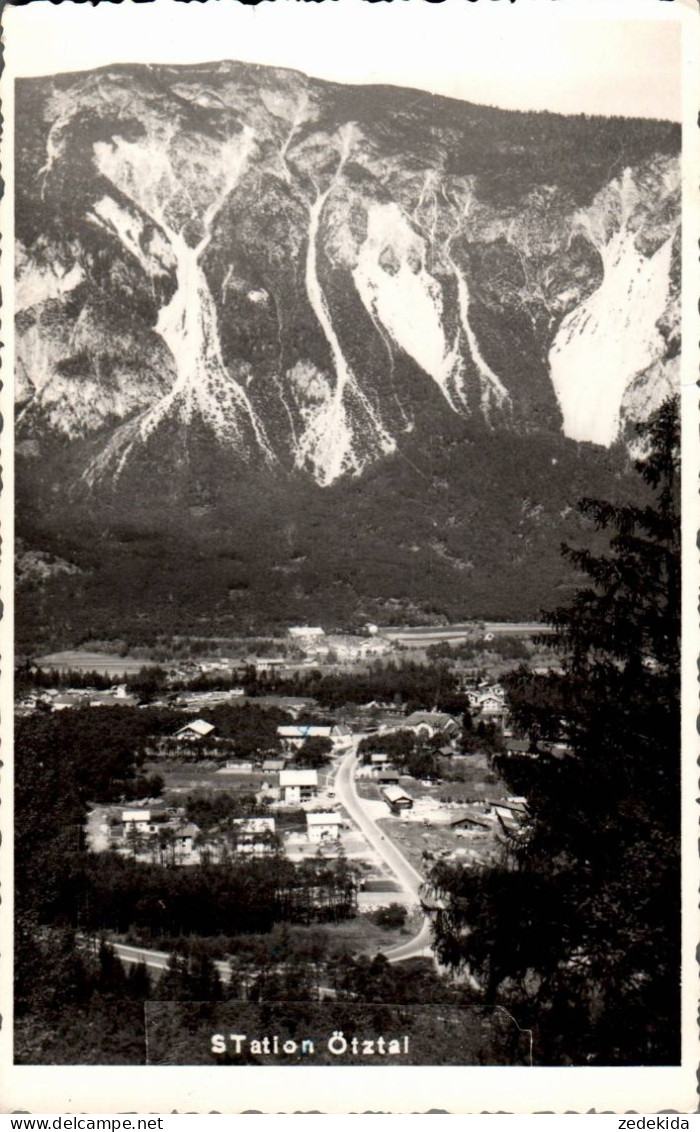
[76,118,518,488]
[293,124,396,485]
[19,102,678,479]
[83,126,275,485]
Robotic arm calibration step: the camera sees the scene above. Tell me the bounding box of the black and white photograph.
[1,0,697,1114]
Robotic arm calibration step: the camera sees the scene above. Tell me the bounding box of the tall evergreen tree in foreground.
[426,396,681,1065]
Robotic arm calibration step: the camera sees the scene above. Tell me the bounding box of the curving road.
[107,941,341,997]
[333,743,434,964]
[109,940,233,983]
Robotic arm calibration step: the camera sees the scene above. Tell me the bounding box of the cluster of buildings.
[159,717,353,757]
[16,685,137,714]
[286,626,393,664]
[85,797,346,866]
[276,722,353,752]
[85,802,203,862]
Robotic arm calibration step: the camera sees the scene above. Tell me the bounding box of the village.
[20,623,551,937]
[83,703,526,906]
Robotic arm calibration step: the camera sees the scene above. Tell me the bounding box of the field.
[290,912,420,955]
[35,650,153,675]
[150,762,266,797]
[377,815,498,877]
[355,756,510,876]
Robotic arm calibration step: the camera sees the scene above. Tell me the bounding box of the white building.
[402,712,460,739]
[279,769,318,804]
[232,817,277,855]
[277,724,332,750]
[288,626,325,641]
[306,812,342,842]
[251,657,287,674]
[174,719,215,741]
[121,806,168,833]
[278,723,352,752]
[330,724,353,751]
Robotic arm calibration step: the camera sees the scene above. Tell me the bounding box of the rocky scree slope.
[14,62,681,639]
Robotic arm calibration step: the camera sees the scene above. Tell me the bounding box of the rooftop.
[306,812,342,826]
[175,823,200,839]
[233,818,276,833]
[278,725,332,738]
[280,770,318,786]
[176,718,215,736]
[404,711,457,726]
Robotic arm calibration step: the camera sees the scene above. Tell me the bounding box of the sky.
[2,0,685,122]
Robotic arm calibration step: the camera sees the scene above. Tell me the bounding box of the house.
[380,785,413,812]
[279,769,318,804]
[232,817,277,855]
[223,760,255,773]
[478,696,506,719]
[377,767,400,785]
[330,724,353,750]
[174,719,215,741]
[121,805,168,834]
[118,805,171,847]
[451,814,491,831]
[262,758,286,774]
[306,812,342,842]
[251,657,287,674]
[370,753,389,766]
[172,823,200,859]
[277,724,333,751]
[403,712,460,739]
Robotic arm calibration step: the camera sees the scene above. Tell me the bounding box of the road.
[333,743,434,963]
[108,940,234,983]
[107,941,341,997]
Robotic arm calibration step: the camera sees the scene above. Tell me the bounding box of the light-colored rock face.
[15,63,680,489]
[548,160,679,447]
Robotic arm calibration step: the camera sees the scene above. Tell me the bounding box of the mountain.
[14,61,681,649]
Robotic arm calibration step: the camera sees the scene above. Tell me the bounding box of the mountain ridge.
[14,60,681,645]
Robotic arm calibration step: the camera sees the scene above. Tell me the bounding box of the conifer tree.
[427,396,681,1065]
